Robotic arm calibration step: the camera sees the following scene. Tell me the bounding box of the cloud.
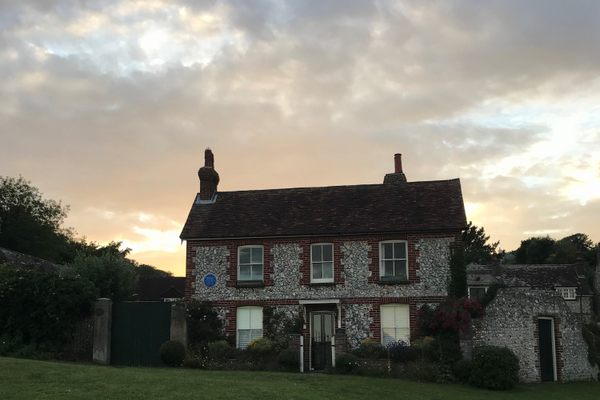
[1,0,599,274]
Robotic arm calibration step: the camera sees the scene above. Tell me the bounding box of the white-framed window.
[556,287,576,300]
[468,286,488,301]
[379,241,408,281]
[237,306,263,349]
[238,245,263,281]
[380,304,410,346]
[311,243,334,283]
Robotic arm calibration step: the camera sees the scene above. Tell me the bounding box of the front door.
[538,318,556,382]
[311,312,334,370]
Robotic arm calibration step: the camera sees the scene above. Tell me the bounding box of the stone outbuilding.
[467,263,598,382]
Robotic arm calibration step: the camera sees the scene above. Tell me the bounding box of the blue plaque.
[203,273,217,288]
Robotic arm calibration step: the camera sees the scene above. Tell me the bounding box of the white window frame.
[310,243,334,283]
[556,287,576,300]
[468,286,488,300]
[380,304,410,346]
[379,240,408,281]
[236,306,263,349]
[237,245,264,281]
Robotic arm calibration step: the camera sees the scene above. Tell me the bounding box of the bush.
[278,348,299,370]
[182,356,205,369]
[245,337,275,365]
[387,341,418,363]
[336,353,361,374]
[410,336,439,362]
[353,338,387,359]
[404,360,443,382]
[207,340,233,362]
[159,340,186,367]
[356,359,389,377]
[452,359,472,383]
[186,301,223,350]
[469,345,519,390]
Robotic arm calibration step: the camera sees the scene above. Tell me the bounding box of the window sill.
[379,276,410,285]
[309,281,336,287]
[236,280,265,288]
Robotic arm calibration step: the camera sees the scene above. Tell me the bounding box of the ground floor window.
[380,304,410,346]
[237,306,263,349]
[468,286,488,301]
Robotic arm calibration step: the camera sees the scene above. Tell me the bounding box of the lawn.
[0,357,597,400]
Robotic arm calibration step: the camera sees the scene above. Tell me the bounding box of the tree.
[136,264,172,280]
[462,222,500,264]
[513,234,595,265]
[0,176,73,263]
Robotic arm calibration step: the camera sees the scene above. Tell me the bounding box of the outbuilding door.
[538,317,557,382]
[311,311,334,370]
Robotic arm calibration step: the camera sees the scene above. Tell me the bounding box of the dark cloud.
[1,0,599,273]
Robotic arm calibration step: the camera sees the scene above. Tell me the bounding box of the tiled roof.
[180,178,467,239]
[0,247,63,273]
[467,263,593,295]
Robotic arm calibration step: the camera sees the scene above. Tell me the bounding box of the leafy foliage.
[263,306,303,351]
[419,299,483,336]
[386,340,417,363]
[582,323,600,367]
[452,359,472,383]
[277,348,300,370]
[160,340,186,367]
[0,176,73,263]
[67,248,137,302]
[186,301,224,350]
[207,340,234,362]
[462,222,500,264]
[0,265,95,350]
[335,353,361,373]
[469,345,519,390]
[512,233,596,265]
[352,338,387,359]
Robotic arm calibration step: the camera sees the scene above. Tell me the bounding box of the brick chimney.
[198,148,220,201]
[383,153,407,184]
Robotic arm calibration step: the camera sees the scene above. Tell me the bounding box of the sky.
[1,0,599,276]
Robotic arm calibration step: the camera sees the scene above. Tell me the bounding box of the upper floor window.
[468,286,488,301]
[311,243,334,283]
[238,245,263,281]
[379,241,408,281]
[557,287,576,300]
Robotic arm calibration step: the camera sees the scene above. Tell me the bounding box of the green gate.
[111,301,172,366]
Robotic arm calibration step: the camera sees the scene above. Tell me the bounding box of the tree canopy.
[462,221,501,264]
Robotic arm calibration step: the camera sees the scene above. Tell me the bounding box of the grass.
[0,357,598,400]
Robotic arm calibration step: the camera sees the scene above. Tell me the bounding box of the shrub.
[159,340,186,367]
[353,338,387,359]
[207,340,233,362]
[410,336,439,362]
[336,353,361,374]
[186,301,223,350]
[182,356,205,369]
[245,337,275,364]
[404,360,443,382]
[278,348,300,370]
[452,359,472,383]
[387,340,417,363]
[469,345,519,390]
[356,359,389,377]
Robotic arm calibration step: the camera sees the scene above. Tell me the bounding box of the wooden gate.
[111,301,172,366]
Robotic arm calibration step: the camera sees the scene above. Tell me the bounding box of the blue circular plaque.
[203,273,217,288]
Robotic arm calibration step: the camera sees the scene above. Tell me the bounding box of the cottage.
[180,149,467,370]
[467,262,599,382]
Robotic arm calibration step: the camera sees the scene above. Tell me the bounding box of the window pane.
[394,242,406,258]
[382,243,393,259]
[251,264,263,280]
[322,244,333,262]
[322,262,333,279]
[251,247,262,263]
[394,260,407,279]
[239,265,251,280]
[382,329,396,347]
[384,260,394,276]
[313,263,322,279]
[312,245,322,262]
[240,248,251,264]
[238,330,251,349]
[249,308,262,329]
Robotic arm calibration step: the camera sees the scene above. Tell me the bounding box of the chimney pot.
[394,153,403,173]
